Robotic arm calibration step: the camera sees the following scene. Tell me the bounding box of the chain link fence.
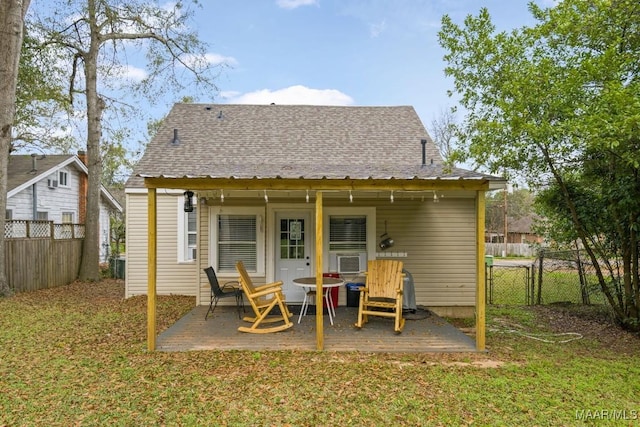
[486,250,608,306]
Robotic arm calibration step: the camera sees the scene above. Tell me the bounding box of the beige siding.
[373,197,477,307]
[125,192,199,298]
[128,192,479,309]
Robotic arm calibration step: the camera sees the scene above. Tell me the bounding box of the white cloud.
[120,65,148,82]
[276,0,318,10]
[223,85,354,106]
[180,52,237,68]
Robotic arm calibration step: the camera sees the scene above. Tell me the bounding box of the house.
[506,215,544,244]
[7,153,123,261]
[124,103,505,351]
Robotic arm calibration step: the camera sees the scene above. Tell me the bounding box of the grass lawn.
[1,280,639,426]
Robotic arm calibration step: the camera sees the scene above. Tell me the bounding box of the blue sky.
[168,0,551,131]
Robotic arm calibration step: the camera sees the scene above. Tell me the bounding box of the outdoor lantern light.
[379,220,395,250]
[379,234,394,250]
[183,190,194,212]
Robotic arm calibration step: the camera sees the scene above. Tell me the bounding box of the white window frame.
[323,207,376,266]
[61,212,74,224]
[210,206,265,275]
[58,170,69,187]
[177,198,198,263]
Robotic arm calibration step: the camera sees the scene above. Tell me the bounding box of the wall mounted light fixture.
[378,220,395,250]
[183,190,194,212]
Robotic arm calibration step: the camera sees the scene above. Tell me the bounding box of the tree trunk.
[77,0,102,282]
[0,0,31,296]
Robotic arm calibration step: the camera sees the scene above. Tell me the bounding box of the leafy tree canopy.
[24,0,224,280]
[439,0,640,329]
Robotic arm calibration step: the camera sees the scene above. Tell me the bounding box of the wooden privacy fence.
[485,243,536,257]
[4,220,85,293]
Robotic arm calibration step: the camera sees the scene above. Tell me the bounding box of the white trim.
[58,170,69,187]
[8,156,84,198]
[8,155,123,213]
[100,187,123,212]
[266,204,316,283]
[323,207,376,272]
[177,197,198,263]
[209,205,265,275]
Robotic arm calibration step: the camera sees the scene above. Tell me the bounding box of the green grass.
[1,280,639,426]
[490,267,609,306]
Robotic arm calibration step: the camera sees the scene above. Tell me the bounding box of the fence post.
[536,250,544,304]
[529,265,535,305]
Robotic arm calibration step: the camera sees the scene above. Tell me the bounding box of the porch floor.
[156,305,478,353]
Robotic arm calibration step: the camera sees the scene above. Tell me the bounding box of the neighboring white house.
[7,153,123,261]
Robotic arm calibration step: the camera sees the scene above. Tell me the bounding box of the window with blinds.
[218,215,257,271]
[329,216,367,251]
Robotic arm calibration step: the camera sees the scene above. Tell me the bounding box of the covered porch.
[144,183,489,352]
[156,305,477,353]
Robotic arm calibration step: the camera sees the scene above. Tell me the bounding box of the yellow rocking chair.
[355,259,405,333]
[235,261,293,333]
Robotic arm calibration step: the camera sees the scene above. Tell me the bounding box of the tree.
[1,0,31,297]
[439,0,640,330]
[485,187,534,243]
[14,29,72,154]
[429,107,459,167]
[29,0,223,281]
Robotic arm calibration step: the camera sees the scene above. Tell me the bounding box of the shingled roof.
[8,154,75,193]
[8,154,123,212]
[127,103,501,188]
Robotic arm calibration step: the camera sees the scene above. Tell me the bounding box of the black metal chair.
[204,266,244,320]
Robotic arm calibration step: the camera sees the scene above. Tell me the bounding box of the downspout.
[31,154,38,219]
[32,184,37,219]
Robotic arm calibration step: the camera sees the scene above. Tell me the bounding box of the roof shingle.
[128,104,500,187]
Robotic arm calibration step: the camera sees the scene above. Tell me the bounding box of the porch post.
[476,190,486,351]
[315,191,324,350]
[147,188,157,351]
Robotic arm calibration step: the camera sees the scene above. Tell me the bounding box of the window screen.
[329,216,366,251]
[218,215,257,271]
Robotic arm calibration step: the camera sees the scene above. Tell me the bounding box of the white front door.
[275,211,313,302]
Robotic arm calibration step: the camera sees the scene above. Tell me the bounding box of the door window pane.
[280,219,305,260]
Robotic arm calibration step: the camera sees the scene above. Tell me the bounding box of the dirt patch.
[530,304,640,355]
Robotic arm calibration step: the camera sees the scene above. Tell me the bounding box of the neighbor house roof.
[8,154,123,212]
[508,215,541,235]
[127,104,503,188]
[8,154,75,194]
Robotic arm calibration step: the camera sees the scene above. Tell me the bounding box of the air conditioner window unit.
[47,179,58,188]
[337,253,366,274]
